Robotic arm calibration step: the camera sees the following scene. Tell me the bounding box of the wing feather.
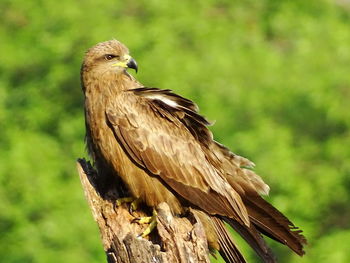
[105,86,305,259]
[106,88,249,224]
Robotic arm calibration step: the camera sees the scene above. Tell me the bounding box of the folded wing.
[106,87,249,225]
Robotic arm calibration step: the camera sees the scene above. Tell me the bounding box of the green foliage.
[1,0,349,262]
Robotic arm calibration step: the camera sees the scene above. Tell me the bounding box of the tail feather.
[244,196,307,256]
[225,218,276,263]
[211,217,246,263]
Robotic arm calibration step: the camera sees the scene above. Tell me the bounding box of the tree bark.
[76,158,211,263]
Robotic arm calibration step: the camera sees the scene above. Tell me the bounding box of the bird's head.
[82,39,138,75]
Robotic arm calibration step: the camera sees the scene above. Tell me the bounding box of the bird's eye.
[105,54,118,60]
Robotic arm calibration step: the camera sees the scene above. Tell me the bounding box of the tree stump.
[76,158,211,263]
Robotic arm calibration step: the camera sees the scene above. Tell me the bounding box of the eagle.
[81,39,306,263]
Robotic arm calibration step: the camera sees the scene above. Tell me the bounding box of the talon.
[116,197,135,207]
[135,209,158,238]
[140,218,157,237]
[130,199,141,211]
[132,216,153,224]
[116,197,141,216]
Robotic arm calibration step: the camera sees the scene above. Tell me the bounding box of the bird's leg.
[116,197,140,215]
[130,198,141,211]
[117,197,157,237]
[133,209,158,238]
[116,197,135,206]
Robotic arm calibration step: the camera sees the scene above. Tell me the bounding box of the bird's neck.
[83,70,138,128]
[83,70,136,157]
[83,70,135,97]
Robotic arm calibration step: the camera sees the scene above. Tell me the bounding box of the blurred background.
[1,0,350,262]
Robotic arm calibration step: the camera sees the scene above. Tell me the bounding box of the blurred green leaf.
[0,0,349,262]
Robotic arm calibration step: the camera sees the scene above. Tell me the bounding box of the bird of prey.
[81,39,306,263]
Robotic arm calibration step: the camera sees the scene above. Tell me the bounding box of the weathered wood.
[77,158,210,263]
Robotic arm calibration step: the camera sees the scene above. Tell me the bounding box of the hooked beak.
[112,54,138,73]
[126,58,138,73]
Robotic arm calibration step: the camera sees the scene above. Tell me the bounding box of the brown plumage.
[81,39,306,263]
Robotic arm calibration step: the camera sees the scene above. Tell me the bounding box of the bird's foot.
[116,197,140,215]
[133,209,158,238]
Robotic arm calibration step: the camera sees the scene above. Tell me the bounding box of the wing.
[106,86,306,257]
[106,87,249,225]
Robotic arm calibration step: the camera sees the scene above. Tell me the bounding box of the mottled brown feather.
[106,93,249,225]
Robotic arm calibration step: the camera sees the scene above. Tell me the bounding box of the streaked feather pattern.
[107,86,306,260]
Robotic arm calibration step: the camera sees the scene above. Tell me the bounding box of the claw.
[130,199,141,212]
[133,209,158,238]
[116,197,140,216]
[132,216,153,224]
[116,197,135,207]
